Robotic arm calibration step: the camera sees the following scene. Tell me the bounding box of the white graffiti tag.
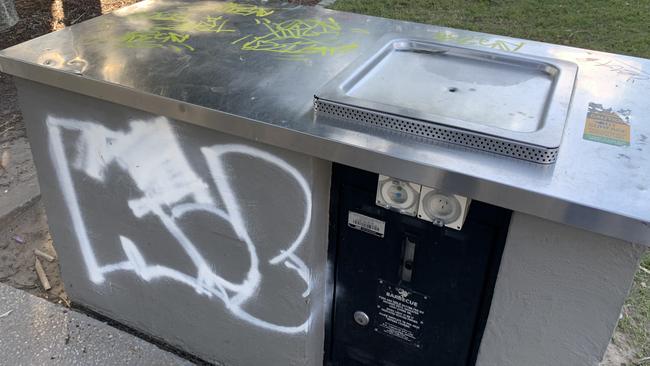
[47,116,312,333]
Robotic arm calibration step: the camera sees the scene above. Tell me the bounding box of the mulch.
[1,0,139,51]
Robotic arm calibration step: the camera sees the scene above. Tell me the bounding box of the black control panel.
[326,164,511,366]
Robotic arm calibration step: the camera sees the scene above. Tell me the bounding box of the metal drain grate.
[314,99,559,164]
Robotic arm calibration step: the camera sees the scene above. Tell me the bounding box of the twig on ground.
[70,13,85,25]
[35,258,51,291]
[0,126,15,136]
[0,310,13,318]
[1,149,9,169]
[640,266,650,275]
[34,249,56,262]
[0,115,18,135]
[59,295,71,308]
[0,120,11,131]
[637,355,650,364]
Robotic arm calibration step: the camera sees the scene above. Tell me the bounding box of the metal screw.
[353,311,370,326]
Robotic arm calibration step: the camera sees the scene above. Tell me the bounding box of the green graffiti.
[119,3,362,57]
[121,30,195,52]
[433,32,525,52]
[121,12,235,52]
[234,17,358,56]
[222,3,274,17]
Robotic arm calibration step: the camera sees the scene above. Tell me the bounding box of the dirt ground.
[603,331,639,366]
[0,198,66,303]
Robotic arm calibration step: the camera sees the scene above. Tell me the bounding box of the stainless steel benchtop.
[1,0,649,245]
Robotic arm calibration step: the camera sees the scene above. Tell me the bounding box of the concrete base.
[0,283,193,365]
[477,213,645,366]
[18,79,331,366]
[11,78,646,366]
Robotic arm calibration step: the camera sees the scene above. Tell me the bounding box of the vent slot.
[315,99,559,164]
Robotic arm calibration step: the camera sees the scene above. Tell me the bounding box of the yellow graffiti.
[143,11,190,23]
[120,4,363,56]
[122,30,194,52]
[234,17,358,56]
[433,32,525,52]
[121,13,234,51]
[222,3,274,17]
[190,15,234,33]
[136,11,235,33]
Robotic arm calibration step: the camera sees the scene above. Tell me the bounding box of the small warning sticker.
[374,280,427,347]
[348,211,385,238]
[583,102,631,146]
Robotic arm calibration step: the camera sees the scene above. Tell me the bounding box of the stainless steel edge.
[8,60,649,245]
[313,99,559,164]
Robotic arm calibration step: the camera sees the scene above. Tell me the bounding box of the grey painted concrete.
[17,80,331,366]
[476,213,645,366]
[0,282,194,366]
[0,136,40,222]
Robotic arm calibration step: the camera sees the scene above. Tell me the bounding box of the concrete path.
[0,137,40,222]
[0,283,194,366]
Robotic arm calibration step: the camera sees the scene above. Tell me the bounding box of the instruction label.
[374,280,427,347]
[348,211,385,238]
[583,102,631,146]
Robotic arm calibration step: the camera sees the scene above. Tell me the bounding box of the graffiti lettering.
[577,57,650,83]
[47,116,313,333]
[432,31,525,52]
[234,17,358,56]
[119,3,362,57]
[222,2,274,18]
[121,30,195,52]
[121,13,235,52]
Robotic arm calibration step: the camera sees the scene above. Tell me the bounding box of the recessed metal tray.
[314,36,578,164]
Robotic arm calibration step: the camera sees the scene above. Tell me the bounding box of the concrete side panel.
[477,212,645,366]
[16,79,331,366]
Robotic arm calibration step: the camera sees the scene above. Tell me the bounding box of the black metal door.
[326,164,511,366]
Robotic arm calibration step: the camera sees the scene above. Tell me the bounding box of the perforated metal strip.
[314,99,558,164]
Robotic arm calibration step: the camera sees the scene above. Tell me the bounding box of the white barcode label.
[348,211,385,238]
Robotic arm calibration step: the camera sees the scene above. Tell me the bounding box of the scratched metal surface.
[1,0,649,245]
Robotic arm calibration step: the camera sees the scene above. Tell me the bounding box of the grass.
[618,253,650,358]
[329,0,650,360]
[329,0,650,58]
